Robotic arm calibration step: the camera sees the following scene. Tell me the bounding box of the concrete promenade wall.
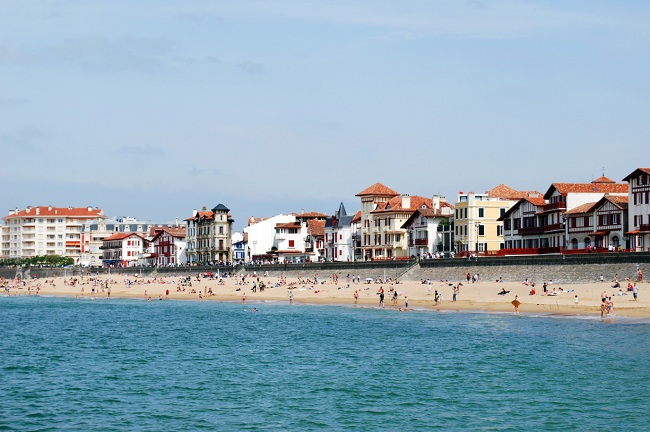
[2,252,648,285]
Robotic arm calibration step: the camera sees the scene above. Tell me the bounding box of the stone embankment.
[1,252,648,285]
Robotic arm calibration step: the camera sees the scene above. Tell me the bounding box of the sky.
[1,0,649,232]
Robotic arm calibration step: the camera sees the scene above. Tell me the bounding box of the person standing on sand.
[289,290,294,305]
[404,295,408,309]
[453,285,458,302]
[574,295,578,307]
[354,290,359,305]
[379,291,385,308]
[512,295,520,314]
[242,292,246,304]
[633,283,638,301]
[600,274,604,283]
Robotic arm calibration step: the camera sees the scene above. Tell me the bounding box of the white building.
[80,216,153,267]
[324,203,360,262]
[401,196,454,258]
[244,214,296,262]
[101,232,147,267]
[2,206,104,263]
[623,167,650,252]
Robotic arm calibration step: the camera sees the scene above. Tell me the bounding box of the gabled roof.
[544,180,628,199]
[103,232,146,242]
[564,202,598,215]
[307,219,325,237]
[356,183,399,197]
[401,208,453,229]
[622,168,650,182]
[372,195,432,213]
[351,210,362,223]
[497,196,547,221]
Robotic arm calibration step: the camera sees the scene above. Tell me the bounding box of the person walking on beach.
[379,291,385,308]
[453,285,459,302]
[573,295,578,307]
[633,283,638,301]
[353,290,359,305]
[289,290,294,305]
[434,290,440,305]
[392,289,398,307]
[242,292,246,304]
[404,295,408,309]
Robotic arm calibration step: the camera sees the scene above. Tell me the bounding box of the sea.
[1,296,649,432]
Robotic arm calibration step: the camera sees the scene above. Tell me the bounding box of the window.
[219,226,224,234]
[500,208,506,217]
[288,240,295,248]
[478,208,485,218]
[478,225,485,236]
[497,226,503,236]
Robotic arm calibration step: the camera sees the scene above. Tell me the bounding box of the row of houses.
[2,167,649,266]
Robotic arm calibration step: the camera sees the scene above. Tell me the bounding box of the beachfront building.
[499,195,548,251]
[356,183,444,260]
[101,232,147,267]
[80,216,154,268]
[231,232,246,261]
[150,226,187,266]
[185,205,234,265]
[2,206,105,263]
[623,168,650,252]
[244,214,295,262]
[324,203,360,262]
[401,195,454,258]
[500,177,628,254]
[563,195,628,251]
[1,224,9,259]
[454,185,536,255]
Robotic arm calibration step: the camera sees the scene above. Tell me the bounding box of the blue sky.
[1,1,648,231]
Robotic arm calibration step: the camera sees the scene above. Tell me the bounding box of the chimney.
[301,209,305,214]
[36,208,40,215]
[432,195,440,211]
[48,205,52,211]
[175,217,179,226]
[193,209,198,217]
[88,206,92,211]
[26,206,32,213]
[202,206,207,211]
[401,194,411,209]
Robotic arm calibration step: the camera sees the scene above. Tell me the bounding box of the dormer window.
[386,204,391,210]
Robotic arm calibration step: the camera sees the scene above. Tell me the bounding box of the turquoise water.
[1,297,649,431]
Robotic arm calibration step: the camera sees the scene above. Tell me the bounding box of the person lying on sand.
[498,288,510,295]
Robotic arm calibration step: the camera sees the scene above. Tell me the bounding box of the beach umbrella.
[365,277,373,282]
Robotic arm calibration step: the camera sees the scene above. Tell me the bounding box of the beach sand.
[4,273,647,318]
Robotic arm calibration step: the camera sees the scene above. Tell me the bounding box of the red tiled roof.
[564,202,598,215]
[486,184,543,200]
[307,219,325,237]
[606,195,628,206]
[622,168,650,182]
[103,232,145,241]
[4,206,104,220]
[356,183,399,197]
[372,195,432,213]
[294,211,328,219]
[592,176,616,184]
[275,222,301,229]
[545,181,628,198]
[351,210,362,223]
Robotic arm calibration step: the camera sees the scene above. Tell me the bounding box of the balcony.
[518,226,544,235]
[640,224,650,233]
[414,238,428,246]
[544,223,564,232]
[543,202,566,211]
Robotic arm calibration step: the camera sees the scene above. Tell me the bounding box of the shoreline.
[2,273,647,319]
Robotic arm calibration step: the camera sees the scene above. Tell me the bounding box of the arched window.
[571,238,578,249]
[584,237,591,247]
[611,236,620,247]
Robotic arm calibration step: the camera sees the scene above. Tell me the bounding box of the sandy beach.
[4,271,647,319]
